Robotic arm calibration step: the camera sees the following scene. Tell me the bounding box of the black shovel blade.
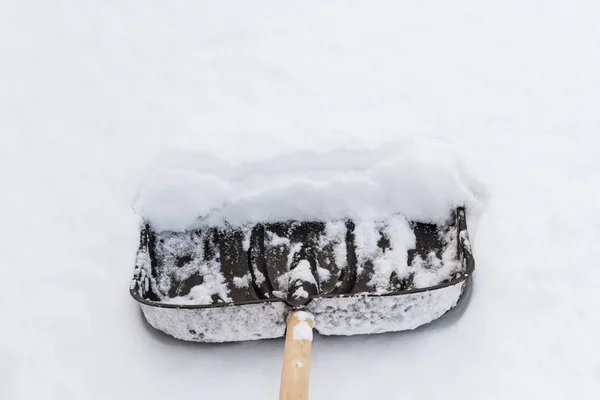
[130,207,474,342]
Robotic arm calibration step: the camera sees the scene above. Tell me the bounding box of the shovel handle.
[279,311,315,400]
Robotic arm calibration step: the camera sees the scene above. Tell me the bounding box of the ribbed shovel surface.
[131,207,474,342]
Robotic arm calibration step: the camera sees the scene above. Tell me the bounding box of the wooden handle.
[279,311,315,400]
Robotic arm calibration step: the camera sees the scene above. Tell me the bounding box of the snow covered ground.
[1,1,599,399]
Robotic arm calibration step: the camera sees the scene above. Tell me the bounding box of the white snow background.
[1,1,599,399]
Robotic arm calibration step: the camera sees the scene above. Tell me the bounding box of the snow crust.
[141,302,287,343]
[136,283,463,342]
[133,138,478,231]
[311,282,465,335]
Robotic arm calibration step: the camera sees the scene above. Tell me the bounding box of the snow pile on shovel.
[132,137,481,339]
[133,137,479,231]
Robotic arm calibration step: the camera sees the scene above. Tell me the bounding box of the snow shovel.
[130,207,474,399]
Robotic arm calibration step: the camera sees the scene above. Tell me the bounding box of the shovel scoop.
[130,206,474,399]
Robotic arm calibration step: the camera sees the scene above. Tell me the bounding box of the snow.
[241,226,252,251]
[292,322,314,342]
[412,224,461,288]
[276,258,318,299]
[291,312,314,343]
[288,260,317,287]
[133,138,478,231]
[252,268,267,286]
[316,266,331,284]
[293,287,309,300]
[267,231,291,247]
[360,215,416,293]
[233,273,251,289]
[154,230,231,305]
[134,169,233,232]
[1,1,600,400]
[294,311,315,325]
[141,301,287,343]
[319,220,347,268]
[311,282,466,335]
